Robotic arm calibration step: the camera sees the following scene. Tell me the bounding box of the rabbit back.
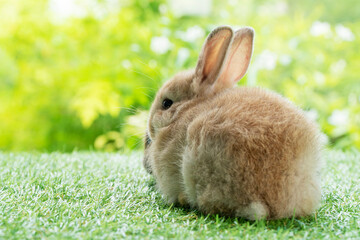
[181,87,322,219]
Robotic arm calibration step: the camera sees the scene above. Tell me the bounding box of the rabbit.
[143,26,322,220]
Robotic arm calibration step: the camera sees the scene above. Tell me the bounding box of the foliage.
[0,0,359,151]
[0,150,359,238]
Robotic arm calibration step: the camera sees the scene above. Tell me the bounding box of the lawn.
[0,150,359,239]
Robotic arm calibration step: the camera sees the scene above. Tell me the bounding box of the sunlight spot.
[122,60,132,69]
[288,37,300,49]
[176,26,205,43]
[305,109,319,121]
[330,59,347,75]
[150,36,172,54]
[48,0,120,23]
[279,54,292,66]
[258,1,288,16]
[328,109,349,127]
[131,44,140,52]
[49,0,87,21]
[296,74,307,85]
[310,21,332,38]
[335,24,355,42]
[314,71,325,86]
[176,48,190,67]
[255,50,277,70]
[168,0,212,17]
[220,10,229,19]
[161,16,171,25]
[315,53,325,64]
[228,0,237,6]
[348,93,358,106]
[159,4,168,15]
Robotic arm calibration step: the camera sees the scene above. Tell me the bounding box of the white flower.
[161,16,170,25]
[296,74,307,85]
[159,4,168,14]
[258,1,288,16]
[330,59,347,75]
[279,54,292,66]
[228,0,238,6]
[130,44,140,52]
[168,0,212,17]
[220,10,229,19]
[255,50,277,70]
[49,0,86,22]
[305,109,319,121]
[150,36,172,54]
[48,0,120,23]
[288,37,299,49]
[176,48,190,67]
[310,21,332,38]
[314,71,325,85]
[177,26,205,43]
[328,109,349,127]
[335,24,355,42]
[121,60,132,69]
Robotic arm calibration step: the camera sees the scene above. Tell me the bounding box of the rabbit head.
[144,26,254,152]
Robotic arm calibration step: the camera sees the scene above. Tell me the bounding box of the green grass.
[0,150,359,239]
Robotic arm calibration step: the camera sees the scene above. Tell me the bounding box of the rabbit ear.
[194,26,233,86]
[215,27,254,89]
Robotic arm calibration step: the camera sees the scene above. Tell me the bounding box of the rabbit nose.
[143,153,153,175]
[145,132,152,148]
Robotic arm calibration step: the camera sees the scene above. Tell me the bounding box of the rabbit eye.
[162,98,173,110]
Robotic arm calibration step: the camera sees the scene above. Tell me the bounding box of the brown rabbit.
[143,26,322,220]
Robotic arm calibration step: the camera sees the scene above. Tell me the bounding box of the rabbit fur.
[143,26,322,220]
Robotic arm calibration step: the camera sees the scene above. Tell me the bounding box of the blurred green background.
[0,0,359,152]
